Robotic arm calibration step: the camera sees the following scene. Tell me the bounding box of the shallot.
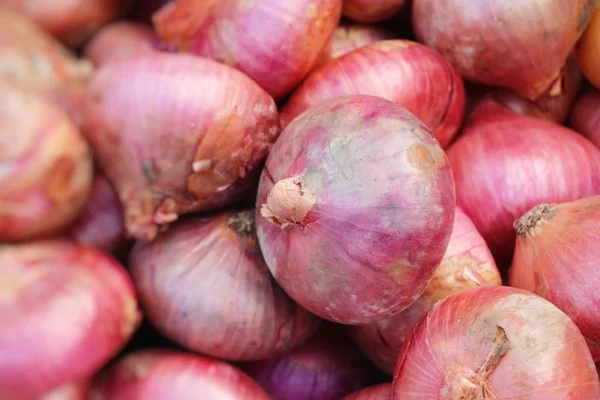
[570,88,600,149]
[577,5,600,89]
[392,286,600,398]
[83,52,280,241]
[342,0,407,23]
[257,95,455,324]
[342,383,392,400]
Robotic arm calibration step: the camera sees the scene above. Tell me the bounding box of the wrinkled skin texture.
[93,350,270,400]
[342,383,392,400]
[256,95,455,324]
[153,0,342,99]
[413,0,595,100]
[318,24,393,66]
[281,40,465,148]
[0,241,140,399]
[0,82,93,241]
[129,210,320,361]
[84,53,280,241]
[350,207,501,375]
[392,286,600,399]
[511,196,600,361]
[447,99,600,263]
[343,0,407,23]
[244,324,378,400]
[570,89,600,149]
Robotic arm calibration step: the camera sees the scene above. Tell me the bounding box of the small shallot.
[570,88,600,149]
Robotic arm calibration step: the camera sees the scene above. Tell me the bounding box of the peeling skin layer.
[392,286,600,399]
[83,53,280,241]
[256,95,455,324]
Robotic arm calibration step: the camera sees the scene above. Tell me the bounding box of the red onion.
[0,0,130,47]
[281,40,465,148]
[65,175,127,255]
[577,5,600,89]
[392,286,600,398]
[511,196,600,360]
[0,81,93,241]
[447,99,600,262]
[570,88,600,149]
[257,95,455,324]
[0,241,141,399]
[342,383,392,400]
[343,0,407,23]
[244,323,378,400]
[40,380,90,400]
[84,22,158,67]
[413,0,595,100]
[153,0,342,99]
[83,52,280,241]
[350,207,501,375]
[318,24,393,66]
[92,350,269,400]
[129,210,320,361]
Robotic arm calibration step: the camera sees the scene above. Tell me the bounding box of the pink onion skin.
[83,52,280,241]
[93,350,270,400]
[342,383,392,400]
[392,286,600,398]
[84,22,157,67]
[281,40,465,148]
[0,82,93,242]
[129,210,321,361]
[0,241,141,399]
[40,381,91,400]
[153,0,342,100]
[413,0,595,101]
[66,175,127,255]
[318,24,393,66]
[256,95,455,324]
[343,0,407,23]
[244,324,378,400]
[447,99,600,263]
[349,207,501,375]
[570,89,600,149]
[511,196,600,361]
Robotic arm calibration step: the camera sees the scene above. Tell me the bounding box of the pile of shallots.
[3,1,600,399]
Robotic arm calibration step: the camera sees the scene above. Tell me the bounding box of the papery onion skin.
[0,241,141,399]
[447,99,600,262]
[0,81,93,242]
[318,24,393,65]
[511,196,600,361]
[244,324,378,400]
[92,350,270,400]
[570,89,600,149]
[343,0,407,23]
[392,286,600,399]
[84,22,158,67]
[257,95,455,324]
[66,175,127,255]
[129,210,320,361]
[577,5,600,89]
[0,0,130,47]
[342,383,392,400]
[153,0,342,100]
[83,52,280,241]
[349,207,501,375]
[281,40,465,148]
[40,380,91,400]
[413,0,595,100]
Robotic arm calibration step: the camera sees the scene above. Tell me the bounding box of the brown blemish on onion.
[514,204,557,237]
[227,210,256,237]
[374,40,411,52]
[387,262,410,285]
[47,157,77,201]
[407,143,436,170]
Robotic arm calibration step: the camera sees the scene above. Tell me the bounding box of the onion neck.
[260,176,316,229]
[514,204,557,237]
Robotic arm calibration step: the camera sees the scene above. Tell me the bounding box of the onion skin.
[83,52,280,241]
[342,383,392,400]
[413,0,595,100]
[511,196,600,361]
[129,210,321,361]
[392,286,600,398]
[0,241,141,399]
[40,381,90,400]
[66,175,127,255]
[577,5,600,89]
[93,350,269,400]
[343,0,407,23]
[153,0,342,100]
[244,324,378,400]
[349,207,501,375]
[447,99,600,262]
[318,24,393,65]
[0,82,93,242]
[84,22,158,67]
[281,40,465,148]
[257,95,455,324]
[570,89,600,149]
